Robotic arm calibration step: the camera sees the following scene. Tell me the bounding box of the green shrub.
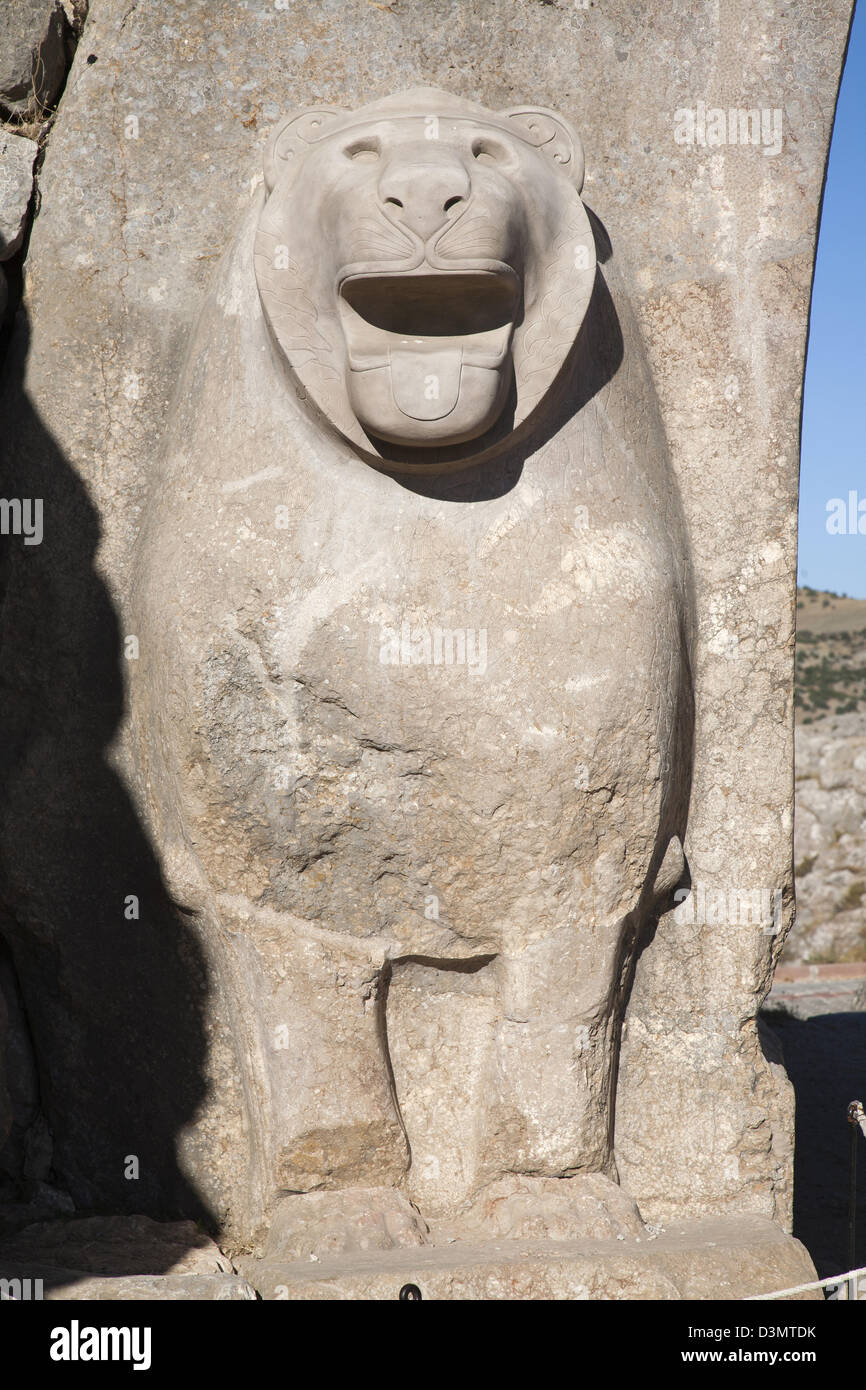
[835,881,865,915]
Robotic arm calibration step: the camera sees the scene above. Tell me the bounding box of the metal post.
[848,1101,866,1273]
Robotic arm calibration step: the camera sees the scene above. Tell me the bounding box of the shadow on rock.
[0,307,216,1271]
[762,1005,866,1278]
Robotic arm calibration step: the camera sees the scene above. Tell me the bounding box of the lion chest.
[167,467,683,945]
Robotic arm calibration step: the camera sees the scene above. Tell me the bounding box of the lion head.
[254,87,596,469]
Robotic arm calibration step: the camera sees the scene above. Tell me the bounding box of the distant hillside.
[796,587,866,722]
[788,588,866,964]
[797,586,866,635]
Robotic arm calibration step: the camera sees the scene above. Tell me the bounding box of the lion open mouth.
[338,270,519,436]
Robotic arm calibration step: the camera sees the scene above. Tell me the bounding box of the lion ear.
[499,105,585,192]
[263,107,348,193]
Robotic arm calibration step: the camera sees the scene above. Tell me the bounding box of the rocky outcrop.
[0,132,37,258]
[0,2,86,342]
[0,1213,234,1275]
[0,130,37,325]
[0,1213,258,1299]
[239,1215,820,1301]
[790,712,866,963]
[0,0,76,121]
[0,0,852,1297]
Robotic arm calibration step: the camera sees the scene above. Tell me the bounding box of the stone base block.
[240,1215,820,1301]
[0,1266,257,1299]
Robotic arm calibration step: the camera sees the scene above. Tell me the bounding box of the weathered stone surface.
[0,1214,235,1275]
[0,132,38,259]
[261,1190,428,1263]
[128,169,691,1235]
[0,985,9,1163]
[0,1264,257,1299]
[433,1174,645,1243]
[258,1174,641,1260]
[0,1186,75,1239]
[240,1215,820,1301]
[791,712,866,962]
[0,938,46,1189]
[0,0,70,118]
[0,0,854,1280]
[0,1213,256,1301]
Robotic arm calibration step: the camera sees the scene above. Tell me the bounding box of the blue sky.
[798,1,866,596]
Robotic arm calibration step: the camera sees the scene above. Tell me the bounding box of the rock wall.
[0,0,87,1225]
[793,713,866,963]
[0,0,854,1248]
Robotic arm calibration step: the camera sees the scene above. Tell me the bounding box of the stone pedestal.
[239,1216,820,1301]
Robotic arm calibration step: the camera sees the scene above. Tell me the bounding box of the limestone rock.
[0,1265,257,1299]
[0,0,70,118]
[241,1215,819,1301]
[0,985,9,1162]
[0,0,853,1275]
[0,1211,254,1299]
[436,1173,645,1243]
[0,132,37,260]
[0,939,46,1187]
[261,1190,429,1263]
[790,712,866,963]
[0,1214,235,1276]
[128,181,691,1233]
[254,89,596,455]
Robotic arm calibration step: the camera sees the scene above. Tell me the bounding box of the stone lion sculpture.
[254,90,596,461]
[130,88,693,1256]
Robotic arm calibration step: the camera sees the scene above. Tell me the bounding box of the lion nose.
[379,162,471,241]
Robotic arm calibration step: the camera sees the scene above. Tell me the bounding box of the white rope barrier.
[745,1266,866,1300]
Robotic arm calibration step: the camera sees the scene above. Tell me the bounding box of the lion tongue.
[389,346,462,421]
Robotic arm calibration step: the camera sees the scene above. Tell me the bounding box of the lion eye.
[345,140,380,163]
[472,137,506,165]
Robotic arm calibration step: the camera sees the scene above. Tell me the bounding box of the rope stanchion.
[848,1100,865,1271]
[745,1267,866,1301]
